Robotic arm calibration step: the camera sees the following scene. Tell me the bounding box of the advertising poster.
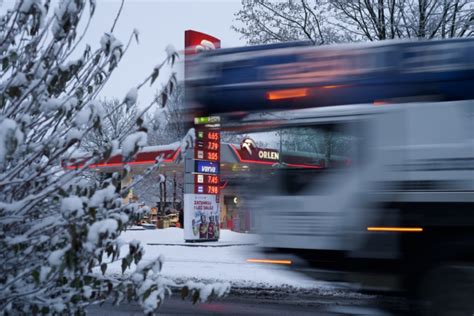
[184,194,220,241]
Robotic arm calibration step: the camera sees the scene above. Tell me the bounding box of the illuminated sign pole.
[183,118,221,242]
[194,124,221,196]
[184,30,221,242]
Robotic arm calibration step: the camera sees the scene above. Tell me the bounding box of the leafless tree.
[131,85,186,209]
[233,0,473,44]
[233,0,345,45]
[147,84,186,145]
[81,98,140,153]
[330,0,473,41]
[133,170,183,210]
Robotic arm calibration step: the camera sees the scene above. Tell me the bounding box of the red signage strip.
[65,148,181,170]
[185,30,221,56]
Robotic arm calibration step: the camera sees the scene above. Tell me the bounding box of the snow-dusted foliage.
[181,280,231,304]
[0,0,227,314]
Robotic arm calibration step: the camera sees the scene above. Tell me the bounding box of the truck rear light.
[367,226,423,232]
[267,88,309,100]
[246,258,293,265]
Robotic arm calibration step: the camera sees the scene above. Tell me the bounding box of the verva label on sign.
[195,161,219,174]
[184,194,220,241]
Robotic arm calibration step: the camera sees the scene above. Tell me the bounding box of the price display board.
[194,184,220,195]
[195,148,220,161]
[193,127,221,198]
[184,126,221,242]
[194,128,220,197]
[195,174,220,185]
[184,32,221,242]
[196,130,220,141]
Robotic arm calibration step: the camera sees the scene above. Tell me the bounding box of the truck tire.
[418,263,474,316]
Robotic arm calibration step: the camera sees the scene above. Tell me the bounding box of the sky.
[89,0,245,105]
[1,0,246,106]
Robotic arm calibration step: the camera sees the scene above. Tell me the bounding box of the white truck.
[251,100,474,315]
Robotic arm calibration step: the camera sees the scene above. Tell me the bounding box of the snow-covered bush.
[0,0,228,314]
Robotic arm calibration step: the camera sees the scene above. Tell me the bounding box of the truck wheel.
[418,263,474,316]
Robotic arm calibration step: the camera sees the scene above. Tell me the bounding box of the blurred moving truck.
[186,37,474,314]
[253,101,474,314]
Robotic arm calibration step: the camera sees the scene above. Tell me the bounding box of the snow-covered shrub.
[0,0,228,314]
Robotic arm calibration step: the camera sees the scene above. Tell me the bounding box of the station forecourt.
[65,138,328,233]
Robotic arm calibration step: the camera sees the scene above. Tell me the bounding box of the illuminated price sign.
[196,130,220,142]
[195,149,220,161]
[207,131,220,141]
[195,184,220,195]
[195,174,220,185]
[206,185,219,195]
[195,141,220,151]
[207,141,219,151]
[206,151,219,161]
[193,126,220,196]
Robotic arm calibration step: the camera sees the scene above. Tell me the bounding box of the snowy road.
[87,288,409,315]
[95,228,410,315]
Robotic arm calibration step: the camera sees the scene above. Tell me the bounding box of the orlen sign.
[239,138,280,162]
[185,30,221,56]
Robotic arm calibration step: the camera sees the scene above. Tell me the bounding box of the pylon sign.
[183,119,221,242]
[193,127,220,196]
[184,30,221,242]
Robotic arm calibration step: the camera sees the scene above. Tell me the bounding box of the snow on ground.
[108,228,337,291]
[121,227,260,245]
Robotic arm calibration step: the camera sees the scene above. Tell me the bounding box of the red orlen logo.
[238,138,280,162]
[196,39,216,52]
[185,30,221,56]
[240,138,256,155]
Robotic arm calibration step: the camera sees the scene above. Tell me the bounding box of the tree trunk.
[378,0,387,39]
[418,0,427,38]
[450,0,459,38]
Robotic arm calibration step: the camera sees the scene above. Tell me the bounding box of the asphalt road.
[87,287,410,315]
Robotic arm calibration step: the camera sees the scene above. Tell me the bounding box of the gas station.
[64,30,325,241]
[65,136,324,233]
